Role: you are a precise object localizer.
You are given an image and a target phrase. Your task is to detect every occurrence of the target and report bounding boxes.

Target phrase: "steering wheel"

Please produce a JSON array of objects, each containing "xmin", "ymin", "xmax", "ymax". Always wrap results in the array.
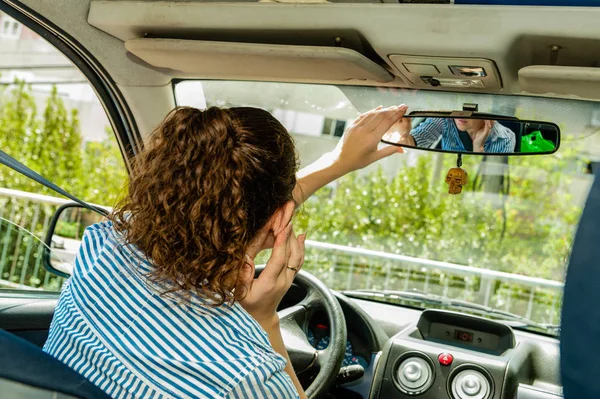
[{"xmin": 257, "ymin": 266, "xmax": 347, "ymax": 399}]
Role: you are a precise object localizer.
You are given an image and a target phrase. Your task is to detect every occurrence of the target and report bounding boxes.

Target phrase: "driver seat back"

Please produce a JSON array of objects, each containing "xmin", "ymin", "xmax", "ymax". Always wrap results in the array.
[
  {"xmin": 561, "ymin": 162, "xmax": 600, "ymax": 398},
  {"xmin": 0, "ymin": 329, "xmax": 110, "ymax": 398}
]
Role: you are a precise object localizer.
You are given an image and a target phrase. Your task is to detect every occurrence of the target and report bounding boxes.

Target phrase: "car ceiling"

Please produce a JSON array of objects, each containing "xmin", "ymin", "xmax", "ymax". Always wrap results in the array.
[{"xmin": 7, "ymin": 0, "xmax": 600, "ymax": 138}]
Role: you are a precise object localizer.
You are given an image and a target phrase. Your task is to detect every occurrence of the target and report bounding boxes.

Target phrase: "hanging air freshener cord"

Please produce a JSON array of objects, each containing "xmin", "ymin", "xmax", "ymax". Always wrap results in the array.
[{"xmin": 457, "ymin": 154, "xmax": 462, "ymax": 168}]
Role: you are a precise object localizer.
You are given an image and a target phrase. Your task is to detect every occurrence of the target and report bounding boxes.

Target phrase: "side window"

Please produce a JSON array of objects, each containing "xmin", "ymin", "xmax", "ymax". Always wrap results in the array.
[{"xmin": 0, "ymin": 12, "xmax": 127, "ymax": 292}]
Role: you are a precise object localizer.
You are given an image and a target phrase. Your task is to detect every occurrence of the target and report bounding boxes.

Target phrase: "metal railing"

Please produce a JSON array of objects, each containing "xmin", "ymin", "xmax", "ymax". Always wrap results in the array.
[
  {"xmin": 0, "ymin": 188, "xmax": 69, "ymax": 291},
  {"xmin": 300, "ymin": 240, "xmax": 563, "ymax": 325},
  {"xmin": 0, "ymin": 188, "xmax": 564, "ymax": 324}
]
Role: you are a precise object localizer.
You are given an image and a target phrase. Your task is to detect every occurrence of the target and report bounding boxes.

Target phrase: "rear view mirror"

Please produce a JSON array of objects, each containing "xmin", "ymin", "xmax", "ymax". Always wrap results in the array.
[
  {"xmin": 43, "ymin": 203, "xmax": 108, "ymax": 277},
  {"xmin": 381, "ymin": 112, "xmax": 560, "ymax": 156}
]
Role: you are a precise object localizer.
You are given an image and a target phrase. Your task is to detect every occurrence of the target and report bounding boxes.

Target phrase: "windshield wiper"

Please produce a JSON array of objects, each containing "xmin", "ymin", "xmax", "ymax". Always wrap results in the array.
[{"xmin": 342, "ymin": 289, "xmax": 560, "ymax": 335}]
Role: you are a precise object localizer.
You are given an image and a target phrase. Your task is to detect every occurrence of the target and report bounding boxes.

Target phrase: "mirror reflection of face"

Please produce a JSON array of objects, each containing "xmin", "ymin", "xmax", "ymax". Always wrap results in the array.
[{"xmin": 454, "ymin": 118, "xmax": 486, "ymax": 132}]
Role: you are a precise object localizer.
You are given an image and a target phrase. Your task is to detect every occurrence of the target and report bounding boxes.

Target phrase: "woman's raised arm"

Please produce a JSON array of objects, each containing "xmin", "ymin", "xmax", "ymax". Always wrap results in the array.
[{"xmin": 292, "ymin": 105, "xmax": 408, "ymax": 206}]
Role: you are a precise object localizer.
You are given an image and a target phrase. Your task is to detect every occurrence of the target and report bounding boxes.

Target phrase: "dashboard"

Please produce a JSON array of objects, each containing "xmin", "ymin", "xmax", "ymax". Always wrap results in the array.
[
  {"xmin": 358, "ymin": 300, "xmax": 563, "ymax": 399},
  {"xmin": 307, "ymin": 313, "xmax": 370, "ymax": 369},
  {"xmin": 280, "ymin": 284, "xmax": 563, "ymax": 399}
]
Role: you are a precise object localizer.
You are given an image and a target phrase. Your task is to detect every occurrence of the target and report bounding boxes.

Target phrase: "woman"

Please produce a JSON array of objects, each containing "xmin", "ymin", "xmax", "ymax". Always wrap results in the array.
[{"xmin": 43, "ymin": 104, "xmax": 407, "ymax": 398}]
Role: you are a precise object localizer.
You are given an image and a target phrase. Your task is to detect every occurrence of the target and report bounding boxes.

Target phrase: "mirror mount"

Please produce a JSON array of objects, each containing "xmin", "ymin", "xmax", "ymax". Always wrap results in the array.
[
  {"xmin": 408, "ymin": 110, "xmax": 521, "ymax": 122},
  {"xmin": 462, "ymin": 103, "xmax": 478, "ymax": 112}
]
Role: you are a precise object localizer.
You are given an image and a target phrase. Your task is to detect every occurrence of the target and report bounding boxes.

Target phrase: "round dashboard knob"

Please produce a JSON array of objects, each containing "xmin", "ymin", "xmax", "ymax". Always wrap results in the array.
[
  {"xmin": 462, "ymin": 376, "xmax": 481, "ymax": 395},
  {"xmin": 396, "ymin": 356, "xmax": 434, "ymax": 395},
  {"xmin": 451, "ymin": 369, "xmax": 491, "ymax": 399},
  {"xmin": 403, "ymin": 361, "xmax": 422, "ymax": 382}
]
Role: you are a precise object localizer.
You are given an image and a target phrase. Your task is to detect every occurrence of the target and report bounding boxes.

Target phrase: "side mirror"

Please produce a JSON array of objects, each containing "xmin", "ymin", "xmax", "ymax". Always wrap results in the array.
[{"xmin": 43, "ymin": 203, "xmax": 108, "ymax": 277}]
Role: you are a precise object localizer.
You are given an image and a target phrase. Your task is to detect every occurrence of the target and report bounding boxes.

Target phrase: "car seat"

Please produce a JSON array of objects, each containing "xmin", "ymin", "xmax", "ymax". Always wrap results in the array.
[
  {"xmin": 561, "ymin": 161, "xmax": 600, "ymax": 399},
  {"xmin": 0, "ymin": 328, "xmax": 109, "ymax": 398}
]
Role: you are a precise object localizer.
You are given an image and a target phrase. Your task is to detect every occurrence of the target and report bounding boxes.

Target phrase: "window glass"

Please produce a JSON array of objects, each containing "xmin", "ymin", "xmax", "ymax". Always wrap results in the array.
[
  {"xmin": 176, "ymin": 80, "xmax": 599, "ymax": 333},
  {"xmin": 0, "ymin": 11, "xmax": 127, "ymax": 292},
  {"xmin": 0, "ymin": 15, "xmax": 21, "ymax": 39}
]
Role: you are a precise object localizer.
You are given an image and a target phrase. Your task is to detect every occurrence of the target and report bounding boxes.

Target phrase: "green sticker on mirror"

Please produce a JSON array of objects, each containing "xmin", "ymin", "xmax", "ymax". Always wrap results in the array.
[{"xmin": 521, "ymin": 130, "xmax": 556, "ymax": 153}]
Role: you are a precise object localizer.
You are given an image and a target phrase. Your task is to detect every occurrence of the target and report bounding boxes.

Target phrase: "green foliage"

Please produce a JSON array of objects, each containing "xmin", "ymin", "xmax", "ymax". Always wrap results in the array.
[
  {"xmin": 0, "ymin": 82, "xmax": 127, "ymax": 204},
  {"xmin": 293, "ymin": 150, "xmax": 582, "ymax": 325},
  {"xmin": 0, "ymin": 80, "xmax": 127, "ymax": 290},
  {"xmin": 81, "ymin": 127, "xmax": 128, "ymax": 205},
  {"xmin": 295, "ymin": 152, "xmax": 581, "ymax": 279},
  {"xmin": 55, "ymin": 220, "xmax": 78, "ymax": 239}
]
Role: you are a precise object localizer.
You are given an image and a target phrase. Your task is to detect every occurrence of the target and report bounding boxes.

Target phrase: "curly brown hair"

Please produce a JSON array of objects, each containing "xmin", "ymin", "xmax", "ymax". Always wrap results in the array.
[{"xmin": 112, "ymin": 106, "xmax": 297, "ymax": 304}]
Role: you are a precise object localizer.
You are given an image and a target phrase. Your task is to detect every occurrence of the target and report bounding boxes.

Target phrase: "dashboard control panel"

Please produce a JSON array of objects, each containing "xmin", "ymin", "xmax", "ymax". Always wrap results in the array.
[
  {"xmin": 428, "ymin": 322, "xmax": 500, "ymax": 352},
  {"xmin": 417, "ymin": 309, "xmax": 515, "ymax": 355},
  {"xmin": 369, "ymin": 310, "xmax": 518, "ymax": 399}
]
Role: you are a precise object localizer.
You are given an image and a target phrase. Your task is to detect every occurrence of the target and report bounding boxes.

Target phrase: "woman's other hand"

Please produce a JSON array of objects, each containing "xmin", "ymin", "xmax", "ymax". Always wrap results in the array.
[
  {"xmin": 238, "ymin": 224, "xmax": 306, "ymax": 329},
  {"xmin": 331, "ymin": 105, "xmax": 409, "ymax": 173},
  {"xmin": 473, "ymin": 120, "xmax": 494, "ymax": 153}
]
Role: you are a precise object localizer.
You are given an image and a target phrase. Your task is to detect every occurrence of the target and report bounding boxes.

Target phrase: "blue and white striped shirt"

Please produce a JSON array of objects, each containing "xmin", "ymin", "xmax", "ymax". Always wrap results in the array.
[
  {"xmin": 411, "ymin": 118, "xmax": 516, "ymax": 153},
  {"xmin": 43, "ymin": 221, "xmax": 299, "ymax": 399}
]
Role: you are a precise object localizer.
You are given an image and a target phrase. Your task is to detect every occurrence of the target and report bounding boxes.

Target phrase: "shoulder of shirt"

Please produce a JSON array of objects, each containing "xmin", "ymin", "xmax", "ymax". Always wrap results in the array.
[
  {"xmin": 80, "ymin": 220, "xmax": 115, "ymax": 243},
  {"xmin": 491, "ymin": 123, "xmax": 516, "ymax": 140},
  {"xmin": 72, "ymin": 220, "xmax": 120, "ymax": 276}
]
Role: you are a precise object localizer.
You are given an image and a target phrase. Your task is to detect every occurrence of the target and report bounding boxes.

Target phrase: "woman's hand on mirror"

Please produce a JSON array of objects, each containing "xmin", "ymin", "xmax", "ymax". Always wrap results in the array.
[
  {"xmin": 331, "ymin": 105, "xmax": 408, "ymax": 173},
  {"xmin": 382, "ymin": 111, "xmax": 415, "ymax": 147},
  {"xmin": 293, "ymin": 106, "xmax": 408, "ymax": 207},
  {"xmin": 238, "ymin": 224, "xmax": 306, "ymax": 329},
  {"xmin": 473, "ymin": 120, "xmax": 494, "ymax": 152}
]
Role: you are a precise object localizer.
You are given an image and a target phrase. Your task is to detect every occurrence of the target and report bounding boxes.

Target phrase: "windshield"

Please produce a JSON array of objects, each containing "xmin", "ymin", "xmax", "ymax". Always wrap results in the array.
[{"xmin": 176, "ymin": 80, "xmax": 599, "ymax": 335}]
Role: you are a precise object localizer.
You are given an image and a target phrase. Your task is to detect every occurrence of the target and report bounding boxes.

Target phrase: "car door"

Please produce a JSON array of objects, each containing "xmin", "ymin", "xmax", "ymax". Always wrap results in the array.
[{"xmin": 0, "ymin": 2, "xmax": 134, "ymax": 346}]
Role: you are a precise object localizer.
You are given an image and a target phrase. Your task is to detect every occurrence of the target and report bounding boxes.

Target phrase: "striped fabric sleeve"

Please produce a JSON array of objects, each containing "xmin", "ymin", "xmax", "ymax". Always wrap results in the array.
[
  {"xmin": 410, "ymin": 118, "xmax": 445, "ymax": 148},
  {"xmin": 485, "ymin": 124, "xmax": 516, "ymax": 153},
  {"xmin": 227, "ymin": 362, "xmax": 300, "ymax": 399}
]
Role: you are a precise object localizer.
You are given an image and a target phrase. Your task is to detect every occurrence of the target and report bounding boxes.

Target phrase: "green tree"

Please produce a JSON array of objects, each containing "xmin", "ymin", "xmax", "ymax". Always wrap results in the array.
[
  {"xmin": 36, "ymin": 86, "xmax": 84, "ymax": 194},
  {"xmin": 81, "ymin": 127, "xmax": 128, "ymax": 206},
  {"xmin": 0, "ymin": 82, "xmax": 85, "ymax": 195},
  {"xmin": 0, "ymin": 79, "xmax": 39, "ymax": 191},
  {"xmin": 0, "ymin": 81, "xmax": 128, "ymax": 290},
  {"xmin": 293, "ymin": 151, "xmax": 582, "ymax": 324}
]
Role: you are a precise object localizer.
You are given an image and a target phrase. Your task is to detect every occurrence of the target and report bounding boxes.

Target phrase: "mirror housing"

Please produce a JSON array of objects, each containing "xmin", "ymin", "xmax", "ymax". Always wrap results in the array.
[
  {"xmin": 43, "ymin": 203, "xmax": 108, "ymax": 277},
  {"xmin": 381, "ymin": 111, "xmax": 560, "ymax": 156}
]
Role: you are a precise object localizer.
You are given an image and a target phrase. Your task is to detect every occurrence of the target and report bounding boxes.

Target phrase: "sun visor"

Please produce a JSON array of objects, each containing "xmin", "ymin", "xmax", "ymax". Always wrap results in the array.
[
  {"xmin": 519, "ymin": 66, "xmax": 600, "ymax": 100},
  {"xmin": 124, "ymin": 38, "xmax": 395, "ymax": 83}
]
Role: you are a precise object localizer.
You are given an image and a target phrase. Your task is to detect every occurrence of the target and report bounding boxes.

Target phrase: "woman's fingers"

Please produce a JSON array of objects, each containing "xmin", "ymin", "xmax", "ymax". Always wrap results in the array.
[
  {"xmin": 286, "ymin": 231, "xmax": 305, "ymax": 279},
  {"xmin": 373, "ymin": 143, "xmax": 404, "ymax": 162},
  {"xmin": 354, "ymin": 105, "xmax": 387, "ymax": 127},
  {"xmin": 262, "ymin": 223, "xmax": 291, "ymax": 281},
  {"xmin": 372, "ymin": 105, "xmax": 409, "ymax": 137},
  {"xmin": 298, "ymin": 234, "xmax": 306, "ymax": 271}
]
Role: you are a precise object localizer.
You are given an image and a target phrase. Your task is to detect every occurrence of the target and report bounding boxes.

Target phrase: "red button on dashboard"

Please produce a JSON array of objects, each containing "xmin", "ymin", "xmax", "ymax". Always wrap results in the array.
[{"xmin": 438, "ymin": 353, "xmax": 453, "ymax": 366}]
